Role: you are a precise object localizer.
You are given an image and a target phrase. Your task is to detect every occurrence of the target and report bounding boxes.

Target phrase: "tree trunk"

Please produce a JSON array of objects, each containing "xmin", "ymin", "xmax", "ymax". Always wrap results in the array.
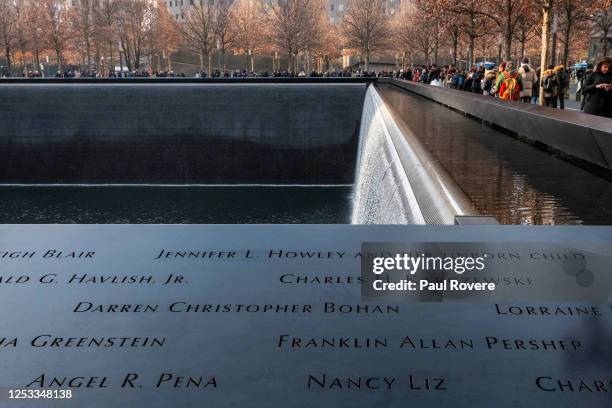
[
  {"xmin": 4, "ymin": 46, "xmax": 11, "ymax": 75},
  {"xmin": 56, "ymin": 50, "xmax": 62, "ymax": 72},
  {"xmin": 452, "ymin": 30, "xmax": 458, "ymax": 66},
  {"xmin": 604, "ymin": 29, "xmax": 610, "ymax": 57},
  {"xmin": 433, "ymin": 37, "xmax": 439, "ymax": 65},
  {"xmin": 94, "ymin": 43, "xmax": 100, "ymax": 71},
  {"xmin": 469, "ymin": 35, "xmax": 475, "ymax": 68},
  {"xmin": 109, "ymin": 40, "xmax": 114, "ymax": 73},
  {"xmin": 550, "ymin": 31, "xmax": 557, "ymax": 66},
  {"xmin": 86, "ymin": 40, "xmax": 92, "ymax": 68},
  {"xmin": 207, "ymin": 53, "xmax": 212, "ymax": 77},
  {"xmin": 119, "ymin": 49, "xmax": 124, "ymax": 73},
  {"xmin": 549, "ymin": 12, "xmax": 558, "ymax": 66},
  {"xmin": 125, "ymin": 56, "xmax": 131, "ymax": 72},
  {"xmin": 135, "ymin": 48, "xmax": 140, "ymax": 70},
  {"xmin": 539, "ymin": 0, "xmax": 553, "ymax": 105},
  {"xmin": 20, "ymin": 52, "xmax": 25, "ymax": 75},
  {"xmin": 504, "ymin": 20, "xmax": 512, "ymax": 61},
  {"xmin": 562, "ymin": 21, "xmax": 571, "ymax": 67},
  {"xmin": 364, "ymin": 52, "xmax": 369, "ymax": 72}
]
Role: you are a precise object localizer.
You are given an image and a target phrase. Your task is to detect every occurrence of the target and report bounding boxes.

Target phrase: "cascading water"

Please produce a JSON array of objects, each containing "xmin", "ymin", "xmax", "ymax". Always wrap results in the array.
[
  {"xmin": 351, "ymin": 85, "xmax": 476, "ymax": 225},
  {"xmin": 351, "ymin": 86, "xmax": 425, "ymax": 224}
]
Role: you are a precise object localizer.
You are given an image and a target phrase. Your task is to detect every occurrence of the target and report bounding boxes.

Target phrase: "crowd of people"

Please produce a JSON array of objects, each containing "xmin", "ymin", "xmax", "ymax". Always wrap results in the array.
[
  {"xmin": 5, "ymin": 57, "xmax": 611, "ymax": 118},
  {"xmin": 14, "ymin": 68, "xmax": 363, "ymax": 79},
  {"xmin": 393, "ymin": 57, "xmax": 612, "ymax": 118}
]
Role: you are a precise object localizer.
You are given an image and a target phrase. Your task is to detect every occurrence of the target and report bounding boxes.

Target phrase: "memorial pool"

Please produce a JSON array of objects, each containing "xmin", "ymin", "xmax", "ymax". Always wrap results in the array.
[
  {"xmin": 1, "ymin": 80, "xmax": 611, "ymax": 225},
  {"xmin": 0, "ymin": 186, "xmax": 353, "ymax": 223}
]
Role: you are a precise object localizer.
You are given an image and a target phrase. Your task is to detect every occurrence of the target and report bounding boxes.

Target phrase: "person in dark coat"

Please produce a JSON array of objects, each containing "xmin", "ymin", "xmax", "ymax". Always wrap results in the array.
[
  {"xmin": 582, "ymin": 57, "xmax": 612, "ymax": 118},
  {"xmin": 579, "ymin": 64, "xmax": 594, "ymax": 110}
]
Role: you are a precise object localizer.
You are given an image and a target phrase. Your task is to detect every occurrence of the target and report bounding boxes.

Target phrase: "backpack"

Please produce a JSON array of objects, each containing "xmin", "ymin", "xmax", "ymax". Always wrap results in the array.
[
  {"xmin": 451, "ymin": 74, "xmax": 459, "ymax": 87},
  {"xmin": 543, "ymin": 76, "xmax": 555, "ymax": 92},
  {"xmin": 481, "ymin": 78, "xmax": 487, "ymax": 91},
  {"xmin": 499, "ymin": 74, "xmax": 520, "ymax": 101},
  {"xmin": 471, "ymin": 73, "xmax": 481, "ymax": 90}
]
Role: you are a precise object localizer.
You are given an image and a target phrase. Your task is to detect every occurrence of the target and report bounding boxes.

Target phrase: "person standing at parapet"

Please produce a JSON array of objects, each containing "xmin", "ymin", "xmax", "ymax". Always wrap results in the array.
[
  {"xmin": 579, "ymin": 64, "xmax": 594, "ymax": 111},
  {"xmin": 554, "ymin": 65, "xmax": 570, "ymax": 110},
  {"xmin": 518, "ymin": 58, "xmax": 537, "ymax": 103},
  {"xmin": 482, "ymin": 68, "xmax": 497, "ymax": 96},
  {"xmin": 582, "ymin": 57, "xmax": 612, "ymax": 118},
  {"xmin": 541, "ymin": 65, "xmax": 559, "ymax": 108},
  {"xmin": 496, "ymin": 62, "xmax": 523, "ymax": 101}
]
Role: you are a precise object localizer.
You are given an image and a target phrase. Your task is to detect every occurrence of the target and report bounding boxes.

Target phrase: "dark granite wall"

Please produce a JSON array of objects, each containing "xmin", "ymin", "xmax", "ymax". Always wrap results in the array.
[
  {"xmin": 379, "ymin": 79, "xmax": 612, "ymax": 171},
  {"xmin": 0, "ymin": 83, "xmax": 367, "ymax": 183}
]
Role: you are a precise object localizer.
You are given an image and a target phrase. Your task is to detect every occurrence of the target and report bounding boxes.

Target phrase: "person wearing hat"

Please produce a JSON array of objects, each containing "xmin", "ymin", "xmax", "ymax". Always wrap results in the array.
[
  {"xmin": 541, "ymin": 65, "xmax": 559, "ymax": 108},
  {"xmin": 582, "ymin": 57, "xmax": 612, "ymax": 118}
]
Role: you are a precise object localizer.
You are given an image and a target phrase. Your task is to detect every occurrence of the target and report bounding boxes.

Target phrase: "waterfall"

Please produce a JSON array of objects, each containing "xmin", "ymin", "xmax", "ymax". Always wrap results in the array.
[{"xmin": 351, "ymin": 85, "xmax": 475, "ymax": 225}]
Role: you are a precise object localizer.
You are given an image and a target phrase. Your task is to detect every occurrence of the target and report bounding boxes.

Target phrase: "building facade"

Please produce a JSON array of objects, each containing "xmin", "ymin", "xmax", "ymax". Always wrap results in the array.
[
  {"xmin": 167, "ymin": 0, "xmax": 401, "ymax": 22},
  {"xmin": 588, "ymin": 34, "xmax": 612, "ymax": 62}
]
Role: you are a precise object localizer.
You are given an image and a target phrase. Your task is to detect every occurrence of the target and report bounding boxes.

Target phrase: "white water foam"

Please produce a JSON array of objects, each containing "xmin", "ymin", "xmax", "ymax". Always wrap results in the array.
[{"xmin": 351, "ymin": 87, "xmax": 425, "ymax": 224}]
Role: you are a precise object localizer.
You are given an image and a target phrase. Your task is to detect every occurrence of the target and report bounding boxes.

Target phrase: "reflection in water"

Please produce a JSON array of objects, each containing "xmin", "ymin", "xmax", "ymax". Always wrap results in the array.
[
  {"xmin": 0, "ymin": 186, "xmax": 353, "ymax": 223},
  {"xmin": 378, "ymin": 84, "xmax": 612, "ymax": 225}
]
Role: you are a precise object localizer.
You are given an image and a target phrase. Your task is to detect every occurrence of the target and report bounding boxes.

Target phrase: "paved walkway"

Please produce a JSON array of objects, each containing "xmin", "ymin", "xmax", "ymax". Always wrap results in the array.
[{"xmin": 564, "ymin": 82, "xmax": 581, "ymax": 111}]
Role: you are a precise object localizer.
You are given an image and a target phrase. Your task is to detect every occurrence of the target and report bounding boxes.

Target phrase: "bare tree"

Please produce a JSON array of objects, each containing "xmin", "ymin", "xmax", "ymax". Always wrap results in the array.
[
  {"xmin": 539, "ymin": 0, "xmax": 554, "ymax": 104},
  {"xmin": 342, "ymin": 0, "xmax": 390, "ymax": 71},
  {"xmin": 312, "ymin": 18, "xmax": 342, "ymax": 73},
  {"xmin": 95, "ymin": 0, "xmax": 119, "ymax": 72},
  {"xmin": 42, "ymin": 0, "xmax": 71, "ymax": 72},
  {"xmin": 116, "ymin": 0, "xmax": 151, "ymax": 70},
  {"xmin": 590, "ymin": 0, "xmax": 612, "ymax": 58},
  {"xmin": 25, "ymin": 0, "xmax": 46, "ymax": 72},
  {"xmin": 0, "ymin": 0, "xmax": 17, "ymax": 75},
  {"xmin": 447, "ymin": 0, "xmax": 492, "ymax": 67},
  {"xmin": 13, "ymin": 0, "xmax": 31, "ymax": 74},
  {"xmin": 392, "ymin": 4, "xmax": 414, "ymax": 66},
  {"xmin": 214, "ymin": 0, "xmax": 234, "ymax": 73},
  {"xmin": 148, "ymin": 0, "xmax": 180, "ymax": 72},
  {"xmin": 478, "ymin": 0, "xmax": 530, "ymax": 61},
  {"xmin": 70, "ymin": 0, "xmax": 97, "ymax": 68},
  {"xmin": 513, "ymin": 7, "xmax": 538, "ymax": 61},
  {"xmin": 231, "ymin": 0, "xmax": 265, "ymax": 71},
  {"xmin": 182, "ymin": 0, "xmax": 216, "ymax": 73},
  {"xmin": 263, "ymin": 0, "xmax": 326, "ymax": 73},
  {"xmin": 558, "ymin": 0, "xmax": 590, "ymax": 66},
  {"xmin": 394, "ymin": 3, "xmax": 434, "ymax": 65}
]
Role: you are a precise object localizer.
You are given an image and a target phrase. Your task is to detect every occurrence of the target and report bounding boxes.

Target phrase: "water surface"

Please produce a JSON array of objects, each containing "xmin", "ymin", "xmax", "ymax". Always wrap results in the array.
[
  {"xmin": 0, "ymin": 186, "xmax": 353, "ymax": 223},
  {"xmin": 378, "ymin": 84, "xmax": 612, "ymax": 225}
]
